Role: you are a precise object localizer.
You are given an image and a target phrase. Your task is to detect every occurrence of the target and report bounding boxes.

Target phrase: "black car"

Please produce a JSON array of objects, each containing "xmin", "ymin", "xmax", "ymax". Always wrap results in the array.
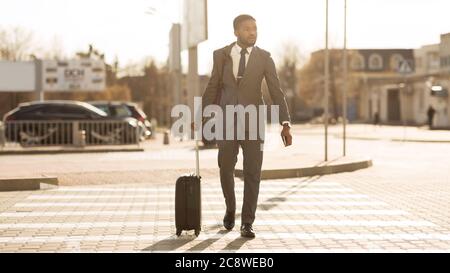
[
  {"xmin": 3, "ymin": 100, "xmax": 139, "ymax": 146},
  {"xmin": 89, "ymin": 101, "xmax": 152, "ymax": 140}
]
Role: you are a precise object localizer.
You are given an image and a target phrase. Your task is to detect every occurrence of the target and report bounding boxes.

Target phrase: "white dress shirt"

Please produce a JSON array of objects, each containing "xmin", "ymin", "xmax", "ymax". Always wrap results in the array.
[
  {"xmin": 231, "ymin": 43, "xmax": 253, "ymax": 80},
  {"xmin": 231, "ymin": 41, "xmax": 290, "ymax": 127}
]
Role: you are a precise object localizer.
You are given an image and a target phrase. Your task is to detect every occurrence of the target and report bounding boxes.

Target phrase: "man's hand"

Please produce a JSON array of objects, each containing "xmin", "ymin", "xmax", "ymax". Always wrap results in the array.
[
  {"xmin": 191, "ymin": 121, "xmax": 202, "ymax": 131},
  {"xmin": 281, "ymin": 124, "xmax": 292, "ymax": 146}
]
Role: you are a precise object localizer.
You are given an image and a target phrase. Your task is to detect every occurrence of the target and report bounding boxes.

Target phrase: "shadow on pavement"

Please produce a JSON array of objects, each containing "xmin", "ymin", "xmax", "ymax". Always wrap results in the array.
[
  {"xmin": 220, "ymin": 236, "xmax": 253, "ymax": 252},
  {"xmin": 185, "ymin": 230, "xmax": 230, "ymax": 252},
  {"xmin": 259, "ymin": 175, "xmax": 324, "ymax": 211},
  {"xmin": 314, "ymin": 157, "xmax": 342, "ymax": 167},
  {"xmin": 142, "ymin": 235, "xmax": 195, "ymax": 252},
  {"xmin": 143, "ymin": 175, "xmax": 324, "ymax": 252}
]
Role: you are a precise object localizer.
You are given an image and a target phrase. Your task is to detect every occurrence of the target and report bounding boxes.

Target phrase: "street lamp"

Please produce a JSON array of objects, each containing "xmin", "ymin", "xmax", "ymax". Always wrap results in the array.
[
  {"xmin": 342, "ymin": 0, "xmax": 348, "ymax": 157},
  {"xmin": 324, "ymin": 0, "xmax": 329, "ymax": 162}
]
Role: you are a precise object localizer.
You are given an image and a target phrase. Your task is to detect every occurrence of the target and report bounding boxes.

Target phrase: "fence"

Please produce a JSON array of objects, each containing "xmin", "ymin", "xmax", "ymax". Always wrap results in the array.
[{"xmin": 0, "ymin": 120, "xmax": 140, "ymax": 148}]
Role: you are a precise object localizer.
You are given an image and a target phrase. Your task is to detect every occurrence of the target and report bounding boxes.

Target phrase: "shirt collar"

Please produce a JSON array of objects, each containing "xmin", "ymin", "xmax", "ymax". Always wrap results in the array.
[{"xmin": 233, "ymin": 42, "xmax": 253, "ymax": 55}]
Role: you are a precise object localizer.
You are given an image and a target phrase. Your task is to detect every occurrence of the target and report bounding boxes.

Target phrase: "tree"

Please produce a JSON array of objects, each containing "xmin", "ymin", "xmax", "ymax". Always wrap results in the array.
[
  {"xmin": 40, "ymin": 35, "xmax": 67, "ymax": 60},
  {"xmin": 299, "ymin": 49, "xmax": 341, "ymax": 120},
  {"xmin": 0, "ymin": 26, "xmax": 35, "ymax": 61},
  {"xmin": 299, "ymin": 49, "xmax": 361, "ymax": 121},
  {"xmin": 275, "ymin": 43, "xmax": 308, "ymax": 121}
]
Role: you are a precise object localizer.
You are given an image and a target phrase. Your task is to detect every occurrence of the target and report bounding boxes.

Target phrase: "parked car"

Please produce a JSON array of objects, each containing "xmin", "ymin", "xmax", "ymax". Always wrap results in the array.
[
  {"xmin": 88, "ymin": 101, "xmax": 152, "ymax": 140},
  {"xmin": 3, "ymin": 100, "xmax": 139, "ymax": 146}
]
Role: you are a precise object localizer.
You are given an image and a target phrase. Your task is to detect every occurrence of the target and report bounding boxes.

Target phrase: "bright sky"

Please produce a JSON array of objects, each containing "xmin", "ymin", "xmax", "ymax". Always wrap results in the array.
[{"xmin": 1, "ymin": 0, "xmax": 450, "ymax": 75}]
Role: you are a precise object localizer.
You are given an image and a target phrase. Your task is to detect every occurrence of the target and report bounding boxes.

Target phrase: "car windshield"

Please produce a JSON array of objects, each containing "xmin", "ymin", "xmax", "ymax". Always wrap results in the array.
[
  {"xmin": 115, "ymin": 105, "xmax": 132, "ymax": 117},
  {"xmin": 93, "ymin": 104, "xmax": 111, "ymax": 115},
  {"xmin": 81, "ymin": 103, "xmax": 108, "ymax": 117}
]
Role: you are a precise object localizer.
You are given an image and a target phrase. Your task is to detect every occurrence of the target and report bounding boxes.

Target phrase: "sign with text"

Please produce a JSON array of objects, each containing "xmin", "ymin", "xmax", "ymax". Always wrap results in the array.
[{"xmin": 42, "ymin": 59, "xmax": 106, "ymax": 92}]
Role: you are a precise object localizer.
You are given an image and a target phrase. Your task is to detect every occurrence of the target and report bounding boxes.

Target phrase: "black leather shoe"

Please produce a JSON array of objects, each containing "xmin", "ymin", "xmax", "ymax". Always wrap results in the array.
[
  {"xmin": 240, "ymin": 223, "xmax": 255, "ymax": 238},
  {"xmin": 223, "ymin": 211, "xmax": 235, "ymax": 231}
]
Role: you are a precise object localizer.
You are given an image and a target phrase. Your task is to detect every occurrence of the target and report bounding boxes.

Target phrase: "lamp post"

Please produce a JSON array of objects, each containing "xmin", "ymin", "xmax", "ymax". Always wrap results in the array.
[
  {"xmin": 324, "ymin": 0, "xmax": 329, "ymax": 161},
  {"xmin": 342, "ymin": 0, "xmax": 348, "ymax": 156}
]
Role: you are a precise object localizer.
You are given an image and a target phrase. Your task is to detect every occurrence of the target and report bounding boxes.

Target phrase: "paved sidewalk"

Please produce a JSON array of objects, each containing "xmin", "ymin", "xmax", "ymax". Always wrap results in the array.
[
  {"xmin": 0, "ymin": 128, "xmax": 371, "ymax": 186},
  {"xmin": 0, "ymin": 134, "xmax": 449, "ymax": 252},
  {"xmin": 296, "ymin": 124, "xmax": 450, "ymax": 143},
  {"xmin": 0, "ymin": 176, "xmax": 449, "ymax": 253}
]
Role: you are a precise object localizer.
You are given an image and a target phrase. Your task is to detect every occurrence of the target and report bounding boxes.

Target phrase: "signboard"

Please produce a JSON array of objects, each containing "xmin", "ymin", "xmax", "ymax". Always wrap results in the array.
[
  {"xmin": 42, "ymin": 59, "xmax": 106, "ymax": 92},
  {"xmin": 182, "ymin": 0, "xmax": 208, "ymax": 49},
  {"xmin": 0, "ymin": 61, "xmax": 36, "ymax": 92}
]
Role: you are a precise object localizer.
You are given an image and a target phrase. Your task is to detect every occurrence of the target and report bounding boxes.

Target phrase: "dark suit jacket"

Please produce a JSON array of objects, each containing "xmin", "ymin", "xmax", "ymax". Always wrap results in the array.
[{"xmin": 201, "ymin": 42, "xmax": 291, "ymax": 137}]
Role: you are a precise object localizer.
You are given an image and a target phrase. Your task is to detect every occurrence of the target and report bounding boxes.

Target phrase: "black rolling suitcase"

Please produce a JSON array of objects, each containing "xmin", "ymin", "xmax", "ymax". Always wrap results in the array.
[{"xmin": 175, "ymin": 140, "xmax": 201, "ymax": 237}]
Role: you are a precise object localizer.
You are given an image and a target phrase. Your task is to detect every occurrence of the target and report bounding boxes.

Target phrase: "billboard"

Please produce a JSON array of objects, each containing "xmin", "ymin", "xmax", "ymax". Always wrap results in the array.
[
  {"xmin": 0, "ymin": 61, "xmax": 36, "ymax": 92},
  {"xmin": 182, "ymin": 0, "xmax": 208, "ymax": 49},
  {"xmin": 42, "ymin": 59, "xmax": 106, "ymax": 92}
]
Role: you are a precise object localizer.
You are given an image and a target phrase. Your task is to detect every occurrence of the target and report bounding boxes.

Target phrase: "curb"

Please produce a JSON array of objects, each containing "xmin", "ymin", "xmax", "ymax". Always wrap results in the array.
[
  {"xmin": 333, "ymin": 135, "xmax": 450, "ymax": 143},
  {"xmin": 0, "ymin": 148, "xmax": 144, "ymax": 155},
  {"xmin": 390, "ymin": 138, "xmax": 450, "ymax": 143},
  {"xmin": 235, "ymin": 159, "xmax": 372, "ymax": 180},
  {"xmin": 0, "ymin": 177, "xmax": 59, "ymax": 192}
]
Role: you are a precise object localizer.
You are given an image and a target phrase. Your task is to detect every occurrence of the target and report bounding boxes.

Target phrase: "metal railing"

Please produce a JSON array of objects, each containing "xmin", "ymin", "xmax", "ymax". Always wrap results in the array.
[{"xmin": 0, "ymin": 120, "xmax": 140, "ymax": 148}]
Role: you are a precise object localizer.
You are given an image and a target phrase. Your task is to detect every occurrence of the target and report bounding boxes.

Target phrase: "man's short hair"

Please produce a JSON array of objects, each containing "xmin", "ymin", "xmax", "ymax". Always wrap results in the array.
[{"xmin": 233, "ymin": 14, "xmax": 256, "ymax": 30}]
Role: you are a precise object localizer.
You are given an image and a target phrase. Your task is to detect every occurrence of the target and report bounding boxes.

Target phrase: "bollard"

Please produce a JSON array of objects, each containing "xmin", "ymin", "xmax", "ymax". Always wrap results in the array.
[
  {"xmin": 163, "ymin": 130, "xmax": 170, "ymax": 145},
  {"xmin": 78, "ymin": 130, "xmax": 86, "ymax": 147},
  {"xmin": 72, "ymin": 121, "xmax": 79, "ymax": 146},
  {"xmin": 150, "ymin": 118, "xmax": 157, "ymax": 139},
  {"xmin": 0, "ymin": 122, "xmax": 5, "ymax": 148}
]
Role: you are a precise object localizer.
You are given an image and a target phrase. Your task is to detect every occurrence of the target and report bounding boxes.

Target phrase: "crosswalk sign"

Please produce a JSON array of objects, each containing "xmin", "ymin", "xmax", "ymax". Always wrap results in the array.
[{"xmin": 398, "ymin": 60, "xmax": 413, "ymax": 75}]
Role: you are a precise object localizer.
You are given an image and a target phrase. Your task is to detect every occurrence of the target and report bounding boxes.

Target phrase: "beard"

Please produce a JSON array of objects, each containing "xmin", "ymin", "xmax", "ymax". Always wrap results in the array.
[{"xmin": 239, "ymin": 38, "xmax": 256, "ymax": 47}]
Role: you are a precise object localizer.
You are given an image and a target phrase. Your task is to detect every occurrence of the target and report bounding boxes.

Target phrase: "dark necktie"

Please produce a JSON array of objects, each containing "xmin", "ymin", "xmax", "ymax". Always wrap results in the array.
[{"xmin": 237, "ymin": 48, "xmax": 248, "ymax": 84}]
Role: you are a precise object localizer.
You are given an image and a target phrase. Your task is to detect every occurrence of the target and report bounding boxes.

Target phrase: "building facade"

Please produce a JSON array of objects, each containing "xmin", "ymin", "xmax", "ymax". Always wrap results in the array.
[{"xmin": 303, "ymin": 34, "xmax": 450, "ymax": 128}]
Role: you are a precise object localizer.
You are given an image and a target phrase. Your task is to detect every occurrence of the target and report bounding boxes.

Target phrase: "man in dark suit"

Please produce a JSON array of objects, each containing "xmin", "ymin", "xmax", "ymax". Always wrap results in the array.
[{"xmin": 201, "ymin": 14, "xmax": 292, "ymax": 238}]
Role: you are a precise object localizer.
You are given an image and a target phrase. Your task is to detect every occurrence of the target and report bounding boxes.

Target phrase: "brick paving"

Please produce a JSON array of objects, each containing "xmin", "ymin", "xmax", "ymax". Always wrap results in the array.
[
  {"xmin": 0, "ymin": 171, "xmax": 449, "ymax": 253},
  {"xmin": 0, "ymin": 125, "xmax": 449, "ymax": 252}
]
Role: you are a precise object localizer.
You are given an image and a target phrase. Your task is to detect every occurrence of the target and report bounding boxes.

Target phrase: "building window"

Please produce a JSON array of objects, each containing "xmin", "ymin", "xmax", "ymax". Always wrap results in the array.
[
  {"xmin": 369, "ymin": 54, "xmax": 383, "ymax": 70},
  {"xmin": 442, "ymin": 56, "xmax": 450, "ymax": 67},
  {"xmin": 390, "ymin": 54, "xmax": 404, "ymax": 71},
  {"xmin": 351, "ymin": 53, "xmax": 365, "ymax": 70}
]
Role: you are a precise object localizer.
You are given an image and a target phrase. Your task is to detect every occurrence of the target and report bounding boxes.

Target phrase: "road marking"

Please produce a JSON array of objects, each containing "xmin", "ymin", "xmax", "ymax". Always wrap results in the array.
[
  {"xmin": 0, "ymin": 219, "xmax": 435, "ymax": 229},
  {"xmin": 13, "ymin": 201, "xmax": 387, "ymax": 207},
  {"xmin": 48, "ymin": 184, "xmax": 354, "ymax": 194},
  {"xmin": 0, "ymin": 232, "xmax": 447, "ymax": 244},
  {"xmin": 45, "ymin": 188, "xmax": 355, "ymax": 193},
  {"xmin": 26, "ymin": 194, "xmax": 371, "ymax": 200},
  {"xmin": 0, "ymin": 209, "xmax": 410, "ymax": 218}
]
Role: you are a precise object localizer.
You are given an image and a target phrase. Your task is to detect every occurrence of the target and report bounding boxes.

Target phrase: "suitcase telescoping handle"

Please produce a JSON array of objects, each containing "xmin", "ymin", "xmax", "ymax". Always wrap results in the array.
[{"xmin": 195, "ymin": 139, "xmax": 200, "ymax": 177}]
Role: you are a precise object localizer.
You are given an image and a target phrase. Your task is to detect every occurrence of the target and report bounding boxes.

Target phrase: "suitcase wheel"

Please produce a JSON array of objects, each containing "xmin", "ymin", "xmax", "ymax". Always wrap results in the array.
[
  {"xmin": 194, "ymin": 229, "xmax": 200, "ymax": 237},
  {"xmin": 176, "ymin": 229, "xmax": 182, "ymax": 237}
]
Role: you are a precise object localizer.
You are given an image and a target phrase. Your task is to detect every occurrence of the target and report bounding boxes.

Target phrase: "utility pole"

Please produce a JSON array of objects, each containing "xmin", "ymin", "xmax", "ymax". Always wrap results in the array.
[
  {"xmin": 324, "ymin": 0, "xmax": 329, "ymax": 161},
  {"xmin": 343, "ymin": 0, "xmax": 348, "ymax": 156}
]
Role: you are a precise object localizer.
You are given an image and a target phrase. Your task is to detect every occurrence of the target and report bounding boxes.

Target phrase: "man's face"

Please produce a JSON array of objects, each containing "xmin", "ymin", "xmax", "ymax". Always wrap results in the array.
[{"xmin": 234, "ymin": 19, "xmax": 257, "ymax": 47}]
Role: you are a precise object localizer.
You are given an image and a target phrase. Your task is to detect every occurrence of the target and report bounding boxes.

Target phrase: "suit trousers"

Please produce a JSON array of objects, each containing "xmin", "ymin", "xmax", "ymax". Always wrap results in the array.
[{"xmin": 217, "ymin": 134, "xmax": 264, "ymax": 225}]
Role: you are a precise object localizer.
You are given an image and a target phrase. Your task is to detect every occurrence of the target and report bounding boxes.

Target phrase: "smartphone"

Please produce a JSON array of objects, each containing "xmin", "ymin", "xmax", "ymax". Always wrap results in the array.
[{"xmin": 281, "ymin": 135, "xmax": 288, "ymax": 146}]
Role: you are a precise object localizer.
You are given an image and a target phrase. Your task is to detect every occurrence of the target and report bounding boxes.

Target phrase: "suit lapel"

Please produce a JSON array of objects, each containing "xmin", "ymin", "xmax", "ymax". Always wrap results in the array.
[{"xmin": 223, "ymin": 42, "xmax": 237, "ymax": 86}]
